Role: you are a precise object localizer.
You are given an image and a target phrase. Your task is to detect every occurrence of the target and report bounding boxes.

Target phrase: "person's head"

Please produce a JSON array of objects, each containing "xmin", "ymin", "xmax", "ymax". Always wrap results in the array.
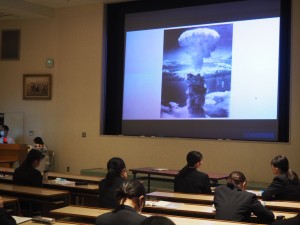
[
  {"xmin": 271, "ymin": 155, "xmax": 289, "ymax": 175},
  {"xmin": 106, "ymin": 157, "xmax": 127, "ymax": 183},
  {"xmin": 115, "ymin": 179, "xmax": 146, "ymax": 213},
  {"xmin": 22, "ymin": 149, "xmax": 45, "ymax": 168},
  {"xmin": 186, "ymin": 151, "xmax": 203, "ymax": 168},
  {"xmin": 227, "ymin": 171, "xmax": 247, "ymax": 191},
  {"xmin": 33, "ymin": 137, "xmax": 44, "ymax": 145},
  {"xmin": 141, "ymin": 216, "xmax": 176, "ymax": 225},
  {"xmin": 270, "ymin": 155, "xmax": 298, "ymax": 183},
  {"xmin": 0, "ymin": 125, "xmax": 9, "ymax": 137}
]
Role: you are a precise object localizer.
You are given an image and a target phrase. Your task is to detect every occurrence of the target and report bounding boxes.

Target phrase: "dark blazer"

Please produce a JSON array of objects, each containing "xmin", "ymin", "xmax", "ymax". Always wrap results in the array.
[
  {"xmin": 262, "ymin": 174, "xmax": 300, "ymax": 201},
  {"xmin": 12, "ymin": 165, "xmax": 43, "ymax": 187},
  {"xmin": 99, "ymin": 177, "xmax": 124, "ymax": 208},
  {"xmin": 95, "ymin": 205, "xmax": 146, "ymax": 225},
  {"xmin": 271, "ymin": 214, "xmax": 300, "ymax": 225},
  {"xmin": 174, "ymin": 168, "xmax": 212, "ymax": 194},
  {"xmin": 0, "ymin": 208, "xmax": 17, "ymax": 225},
  {"xmin": 214, "ymin": 184, "xmax": 274, "ymax": 224}
]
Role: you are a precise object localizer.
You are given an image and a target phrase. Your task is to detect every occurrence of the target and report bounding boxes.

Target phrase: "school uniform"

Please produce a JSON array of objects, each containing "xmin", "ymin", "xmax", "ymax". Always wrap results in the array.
[
  {"xmin": 99, "ymin": 177, "xmax": 124, "ymax": 208},
  {"xmin": 214, "ymin": 184, "xmax": 274, "ymax": 224},
  {"xmin": 271, "ymin": 214, "xmax": 300, "ymax": 225},
  {"xmin": 95, "ymin": 205, "xmax": 146, "ymax": 225},
  {"xmin": 174, "ymin": 168, "xmax": 212, "ymax": 194},
  {"xmin": 262, "ymin": 174, "xmax": 300, "ymax": 201},
  {"xmin": 13, "ymin": 165, "xmax": 43, "ymax": 187},
  {"xmin": 0, "ymin": 208, "xmax": 17, "ymax": 225}
]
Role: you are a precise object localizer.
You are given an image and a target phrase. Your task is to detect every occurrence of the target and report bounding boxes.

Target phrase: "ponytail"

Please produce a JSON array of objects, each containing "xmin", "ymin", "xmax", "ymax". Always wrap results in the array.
[{"xmin": 287, "ymin": 169, "xmax": 299, "ymax": 184}]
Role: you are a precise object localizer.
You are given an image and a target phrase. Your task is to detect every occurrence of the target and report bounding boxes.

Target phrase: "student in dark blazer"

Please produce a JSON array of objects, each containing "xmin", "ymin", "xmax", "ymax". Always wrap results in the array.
[
  {"xmin": 95, "ymin": 179, "xmax": 147, "ymax": 225},
  {"xmin": 214, "ymin": 171, "xmax": 274, "ymax": 224},
  {"xmin": 262, "ymin": 155, "xmax": 300, "ymax": 201},
  {"xmin": 174, "ymin": 150, "xmax": 211, "ymax": 194},
  {"xmin": 141, "ymin": 216, "xmax": 176, "ymax": 225},
  {"xmin": 271, "ymin": 213, "xmax": 300, "ymax": 225},
  {"xmin": 0, "ymin": 196, "xmax": 17, "ymax": 225},
  {"xmin": 13, "ymin": 149, "xmax": 44, "ymax": 187},
  {"xmin": 99, "ymin": 157, "xmax": 127, "ymax": 208}
]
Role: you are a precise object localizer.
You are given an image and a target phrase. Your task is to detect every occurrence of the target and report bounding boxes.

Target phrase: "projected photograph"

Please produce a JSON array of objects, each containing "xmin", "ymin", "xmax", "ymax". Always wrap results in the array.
[{"xmin": 161, "ymin": 24, "xmax": 233, "ymax": 118}]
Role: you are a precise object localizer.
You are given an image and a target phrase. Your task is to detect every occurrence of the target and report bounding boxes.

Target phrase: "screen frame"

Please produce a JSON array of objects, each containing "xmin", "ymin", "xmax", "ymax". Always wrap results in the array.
[{"xmin": 102, "ymin": 0, "xmax": 291, "ymax": 142}]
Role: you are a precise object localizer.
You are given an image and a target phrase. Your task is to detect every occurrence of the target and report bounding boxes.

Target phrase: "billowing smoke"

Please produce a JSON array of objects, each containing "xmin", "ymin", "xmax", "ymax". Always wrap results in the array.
[{"xmin": 178, "ymin": 28, "xmax": 220, "ymax": 70}]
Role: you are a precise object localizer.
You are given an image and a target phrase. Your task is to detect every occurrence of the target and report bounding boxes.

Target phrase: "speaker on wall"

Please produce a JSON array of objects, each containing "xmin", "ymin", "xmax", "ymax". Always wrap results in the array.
[{"xmin": 1, "ymin": 29, "xmax": 20, "ymax": 60}]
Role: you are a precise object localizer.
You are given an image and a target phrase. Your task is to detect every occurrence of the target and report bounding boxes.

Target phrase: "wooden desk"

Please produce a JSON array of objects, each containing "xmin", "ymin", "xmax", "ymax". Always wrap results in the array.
[
  {"xmin": 0, "ymin": 175, "xmax": 99, "ymax": 206},
  {"xmin": 0, "ymin": 167, "xmax": 103, "ymax": 184},
  {"xmin": 0, "ymin": 183, "xmax": 70, "ymax": 216},
  {"xmin": 48, "ymin": 172, "xmax": 103, "ymax": 184},
  {"xmin": 144, "ymin": 201, "xmax": 297, "ymax": 220},
  {"xmin": 50, "ymin": 205, "xmax": 283, "ymax": 225},
  {"xmin": 147, "ymin": 191, "xmax": 300, "ymax": 212},
  {"xmin": 44, "ymin": 180, "xmax": 99, "ymax": 206},
  {"xmin": 130, "ymin": 167, "xmax": 228, "ymax": 192},
  {"xmin": 2, "ymin": 196, "xmax": 20, "ymax": 215},
  {"xmin": 22, "ymin": 221, "xmax": 87, "ymax": 225}
]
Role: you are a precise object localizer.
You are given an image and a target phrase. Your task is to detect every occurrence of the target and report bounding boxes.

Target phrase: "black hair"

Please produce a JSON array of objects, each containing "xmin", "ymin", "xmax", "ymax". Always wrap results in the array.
[
  {"xmin": 115, "ymin": 179, "xmax": 146, "ymax": 203},
  {"xmin": 141, "ymin": 216, "xmax": 176, "ymax": 225},
  {"xmin": 33, "ymin": 137, "xmax": 44, "ymax": 145},
  {"xmin": 226, "ymin": 171, "xmax": 246, "ymax": 189},
  {"xmin": 271, "ymin": 155, "xmax": 299, "ymax": 184},
  {"xmin": 2, "ymin": 125, "xmax": 9, "ymax": 131},
  {"xmin": 21, "ymin": 149, "xmax": 44, "ymax": 168},
  {"xmin": 178, "ymin": 151, "xmax": 202, "ymax": 176},
  {"xmin": 106, "ymin": 157, "xmax": 126, "ymax": 185}
]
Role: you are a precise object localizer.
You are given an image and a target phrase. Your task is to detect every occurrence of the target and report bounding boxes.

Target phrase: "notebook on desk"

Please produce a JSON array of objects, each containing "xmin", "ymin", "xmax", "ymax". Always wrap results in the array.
[{"xmin": 12, "ymin": 216, "xmax": 31, "ymax": 224}]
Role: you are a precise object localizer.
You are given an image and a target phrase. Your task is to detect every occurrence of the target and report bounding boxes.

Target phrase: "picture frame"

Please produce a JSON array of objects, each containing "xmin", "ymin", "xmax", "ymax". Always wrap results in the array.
[{"xmin": 23, "ymin": 74, "xmax": 52, "ymax": 100}]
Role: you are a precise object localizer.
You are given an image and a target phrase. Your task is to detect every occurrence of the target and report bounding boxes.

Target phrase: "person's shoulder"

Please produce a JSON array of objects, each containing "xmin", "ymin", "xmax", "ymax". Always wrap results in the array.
[
  {"xmin": 194, "ymin": 170, "xmax": 209, "ymax": 178},
  {"xmin": 95, "ymin": 211, "xmax": 113, "ymax": 223}
]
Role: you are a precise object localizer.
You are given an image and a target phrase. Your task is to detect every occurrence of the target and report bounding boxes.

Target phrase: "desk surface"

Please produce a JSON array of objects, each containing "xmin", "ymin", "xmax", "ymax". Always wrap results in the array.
[
  {"xmin": 0, "ymin": 175, "xmax": 99, "ymax": 193},
  {"xmin": 147, "ymin": 191, "xmax": 300, "ymax": 212},
  {"xmin": 2, "ymin": 196, "xmax": 18, "ymax": 204},
  {"xmin": 22, "ymin": 221, "xmax": 84, "ymax": 225},
  {"xmin": 50, "ymin": 206, "xmax": 266, "ymax": 225},
  {"xmin": 130, "ymin": 167, "xmax": 228, "ymax": 180},
  {"xmin": 48, "ymin": 172, "xmax": 102, "ymax": 183},
  {"xmin": 0, "ymin": 183, "xmax": 69, "ymax": 197},
  {"xmin": 144, "ymin": 201, "xmax": 297, "ymax": 219},
  {"xmin": 0, "ymin": 167, "xmax": 103, "ymax": 183}
]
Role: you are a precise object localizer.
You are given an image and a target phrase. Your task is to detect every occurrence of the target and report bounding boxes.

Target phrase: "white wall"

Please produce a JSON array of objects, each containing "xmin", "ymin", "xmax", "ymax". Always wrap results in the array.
[{"xmin": 0, "ymin": 1, "xmax": 299, "ymax": 183}]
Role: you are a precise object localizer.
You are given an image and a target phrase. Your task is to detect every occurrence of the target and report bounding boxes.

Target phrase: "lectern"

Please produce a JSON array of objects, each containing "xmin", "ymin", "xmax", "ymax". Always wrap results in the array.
[{"xmin": 0, "ymin": 144, "xmax": 28, "ymax": 167}]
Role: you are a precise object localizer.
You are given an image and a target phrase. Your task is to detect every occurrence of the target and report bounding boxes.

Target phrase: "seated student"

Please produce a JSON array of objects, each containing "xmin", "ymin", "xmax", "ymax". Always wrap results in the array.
[
  {"xmin": 262, "ymin": 155, "xmax": 300, "ymax": 201},
  {"xmin": 0, "ymin": 125, "xmax": 15, "ymax": 144},
  {"xmin": 95, "ymin": 179, "xmax": 147, "ymax": 225},
  {"xmin": 174, "ymin": 150, "xmax": 211, "ymax": 194},
  {"xmin": 13, "ymin": 149, "xmax": 44, "ymax": 187},
  {"xmin": 141, "ymin": 216, "xmax": 176, "ymax": 225},
  {"xmin": 0, "ymin": 196, "xmax": 17, "ymax": 225},
  {"xmin": 271, "ymin": 213, "xmax": 300, "ymax": 225},
  {"xmin": 214, "ymin": 171, "xmax": 274, "ymax": 224},
  {"xmin": 32, "ymin": 137, "xmax": 50, "ymax": 173},
  {"xmin": 99, "ymin": 157, "xmax": 127, "ymax": 208}
]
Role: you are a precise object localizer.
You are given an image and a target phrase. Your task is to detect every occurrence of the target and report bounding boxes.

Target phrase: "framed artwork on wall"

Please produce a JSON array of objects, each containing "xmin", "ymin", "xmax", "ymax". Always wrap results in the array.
[{"xmin": 23, "ymin": 74, "xmax": 52, "ymax": 100}]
